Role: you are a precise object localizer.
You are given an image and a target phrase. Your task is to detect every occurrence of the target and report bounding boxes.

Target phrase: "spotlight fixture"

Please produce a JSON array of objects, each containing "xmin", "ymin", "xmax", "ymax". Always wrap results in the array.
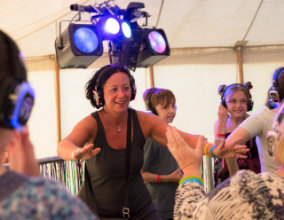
[
  {"xmin": 136, "ymin": 28, "xmax": 170, "ymax": 68},
  {"xmin": 55, "ymin": 23, "xmax": 103, "ymax": 68},
  {"xmin": 55, "ymin": 1, "xmax": 170, "ymax": 70},
  {"xmin": 96, "ymin": 16, "xmax": 132, "ymax": 41}
]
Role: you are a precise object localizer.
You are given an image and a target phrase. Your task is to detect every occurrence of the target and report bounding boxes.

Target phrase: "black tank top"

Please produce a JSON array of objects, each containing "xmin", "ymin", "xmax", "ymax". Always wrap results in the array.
[{"xmin": 83, "ymin": 108, "xmax": 155, "ymax": 218}]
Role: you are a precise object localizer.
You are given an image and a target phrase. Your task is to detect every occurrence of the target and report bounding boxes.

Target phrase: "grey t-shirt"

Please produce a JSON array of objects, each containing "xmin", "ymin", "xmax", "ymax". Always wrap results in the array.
[
  {"xmin": 143, "ymin": 138, "xmax": 179, "ymax": 219},
  {"xmin": 239, "ymin": 105, "xmax": 278, "ymax": 172}
]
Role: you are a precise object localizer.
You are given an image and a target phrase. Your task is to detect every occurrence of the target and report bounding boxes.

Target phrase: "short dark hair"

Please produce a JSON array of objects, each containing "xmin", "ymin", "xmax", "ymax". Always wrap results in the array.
[
  {"xmin": 143, "ymin": 87, "xmax": 176, "ymax": 115},
  {"xmin": 85, "ymin": 64, "xmax": 136, "ymax": 109}
]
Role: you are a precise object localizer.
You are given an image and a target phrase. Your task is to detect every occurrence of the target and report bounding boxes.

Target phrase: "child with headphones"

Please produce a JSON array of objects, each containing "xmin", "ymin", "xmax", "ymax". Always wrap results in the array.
[
  {"xmin": 214, "ymin": 82, "xmax": 261, "ymax": 184},
  {"xmin": 0, "ymin": 30, "xmax": 96, "ymax": 219},
  {"xmin": 225, "ymin": 67, "xmax": 284, "ymax": 177},
  {"xmin": 164, "ymin": 103, "xmax": 284, "ymax": 219},
  {"xmin": 141, "ymin": 87, "xmax": 181, "ymax": 220}
]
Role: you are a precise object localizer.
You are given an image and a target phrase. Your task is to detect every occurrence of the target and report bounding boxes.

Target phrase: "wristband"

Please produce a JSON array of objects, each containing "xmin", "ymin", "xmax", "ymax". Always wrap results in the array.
[
  {"xmin": 216, "ymin": 133, "xmax": 226, "ymax": 138},
  {"xmin": 204, "ymin": 143, "xmax": 212, "ymax": 157},
  {"xmin": 179, "ymin": 176, "xmax": 204, "ymax": 186},
  {"xmin": 210, "ymin": 145, "xmax": 218, "ymax": 159},
  {"xmin": 157, "ymin": 175, "xmax": 161, "ymax": 183}
]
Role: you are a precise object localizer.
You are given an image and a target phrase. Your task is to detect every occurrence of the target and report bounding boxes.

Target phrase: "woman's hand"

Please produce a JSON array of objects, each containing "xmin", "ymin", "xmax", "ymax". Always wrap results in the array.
[
  {"xmin": 213, "ymin": 138, "xmax": 250, "ymax": 159},
  {"xmin": 8, "ymin": 127, "xmax": 39, "ymax": 176},
  {"xmin": 166, "ymin": 126, "xmax": 203, "ymax": 176},
  {"xmin": 72, "ymin": 143, "xmax": 101, "ymax": 160}
]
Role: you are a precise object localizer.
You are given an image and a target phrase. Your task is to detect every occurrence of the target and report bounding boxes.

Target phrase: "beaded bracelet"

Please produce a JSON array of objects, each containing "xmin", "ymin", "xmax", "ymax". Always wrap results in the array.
[
  {"xmin": 179, "ymin": 176, "xmax": 204, "ymax": 186},
  {"xmin": 203, "ymin": 143, "xmax": 212, "ymax": 157},
  {"xmin": 210, "ymin": 145, "xmax": 218, "ymax": 159}
]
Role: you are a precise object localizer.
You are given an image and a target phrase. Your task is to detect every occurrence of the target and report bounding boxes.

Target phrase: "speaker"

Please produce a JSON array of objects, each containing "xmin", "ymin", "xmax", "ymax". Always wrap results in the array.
[
  {"xmin": 269, "ymin": 67, "xmax": 284, "ymax": 105},
  {"xmin": 0, "ymin": 30, "xmax": 35, "ymax": 130},
  {"xmin": 92, "ymin": 65, "xmax": 136, "ymax": 108},
  {"xmin": 220, "ymin": 83, "xmax": 253, "ymax": 111}
]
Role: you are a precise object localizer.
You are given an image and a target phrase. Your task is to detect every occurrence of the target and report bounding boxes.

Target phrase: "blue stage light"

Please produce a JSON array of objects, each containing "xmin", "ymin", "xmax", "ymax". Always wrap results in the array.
[
  {"xmin": 73, "ymin": 27, "xmax": 100, "ymax": 53},
  {"xmin": 104, "ymin": 17, "xmax": 120, "ymax": 35},
  {"xmin": 121, "ymin": 21, "xmax": 132, "ymax": 39},
  {"xmin": 55, "ymin": 23, "xmax": 103, "ymax": 68},
  {"xmin": 97, "ymin": 16, "xmax": 132, "ymax": 41}
]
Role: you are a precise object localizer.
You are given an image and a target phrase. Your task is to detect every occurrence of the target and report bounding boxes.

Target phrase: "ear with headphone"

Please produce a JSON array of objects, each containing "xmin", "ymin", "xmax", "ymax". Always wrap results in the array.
[
  {"xmin": 92, "ymin": 65, "xmax": 136, "ymax": 108},
  {"xmin": 0, "ymin": 30, "xmax": 35, "ymax": 130},
  {"xmin": 220, "ymin": 83, "xmax": 254, "ymax": 111},
  {"xmin": 268, "ymin": 67, "xmax": 284, "ymax": 109},
  {"xmin": 146, "ymin": 88, "xmax": 158, "ymax": 115}
]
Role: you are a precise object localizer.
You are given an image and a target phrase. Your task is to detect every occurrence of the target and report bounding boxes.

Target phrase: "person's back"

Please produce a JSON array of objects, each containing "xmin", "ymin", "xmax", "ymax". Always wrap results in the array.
[
  {"xmin": 0, "ymin": 170, "xmax": 95, "ymax": 219},
  {"xmin": 0, "ymin": 30, "xmax": 96, "ymax": 219},
  {"xmin": 174, "ymin": 169, "xmax": 284, "ymax": 219},
  {"xmin": 165, "ymin": 103, "xmax": 284, "ymax": 220}
]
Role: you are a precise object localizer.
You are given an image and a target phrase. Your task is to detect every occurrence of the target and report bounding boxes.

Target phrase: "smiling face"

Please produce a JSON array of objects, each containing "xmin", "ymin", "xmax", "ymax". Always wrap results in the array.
[
  {"xmin": 225, "ymin": 90, "xmax": 248, "ymax": 118},
  {"xmin": 155, "ymin": 99, "xmax": 176, "ymax": 124},
  {"xmin": 103, "ymin": 72, "xmax": 131, "ymax": 113}
]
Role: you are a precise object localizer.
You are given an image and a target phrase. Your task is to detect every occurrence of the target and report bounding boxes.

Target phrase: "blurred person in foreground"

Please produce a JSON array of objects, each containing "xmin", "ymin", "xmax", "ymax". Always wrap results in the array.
[
  {"xmin": 0, "ymin": 29, "xmax": 96, "ymax": 219},
  {"xmin": 166, "ymin": 104, "xmax": 284, "ymax": 219}
]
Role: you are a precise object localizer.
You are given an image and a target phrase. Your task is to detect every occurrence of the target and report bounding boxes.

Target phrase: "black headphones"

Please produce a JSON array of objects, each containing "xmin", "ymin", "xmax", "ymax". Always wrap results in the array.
[
  {"xmin": 93, "ymin": 65, "xmax": 136, "ymax": 108},
  {"xmin": 221, "ymin": 83, "xmax": 253, "ymax": 111},
  {"xmin": 146, "ymin": 88, "xmax": 158, "ymax": 115},
  {"xmin": 0, "ymin": 30, "xmax": 35, "ymax": 130},
  {"xmin": 269, "ymin": 67, "xmax": 284, "ymax": 107}
]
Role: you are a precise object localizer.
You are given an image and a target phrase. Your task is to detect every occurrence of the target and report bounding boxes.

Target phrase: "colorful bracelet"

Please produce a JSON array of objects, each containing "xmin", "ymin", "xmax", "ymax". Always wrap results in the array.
[
  {"xmin": 204, "ymin": 143, "xmax": 212, "ymax": 157},
  {"xmin": 216, "ymin": 133, "xmax": 226, "ymax": 138},
  {"xmin": 157, "ymin": 175, "xmax": 161, "ymax": 183},
  {"xmin": 179, "ymin": 176, "xmax": 204, "ymax": 186},
  {"xmin": 210, "ymin": 145, "xmax": 218, "ymax": 159}
]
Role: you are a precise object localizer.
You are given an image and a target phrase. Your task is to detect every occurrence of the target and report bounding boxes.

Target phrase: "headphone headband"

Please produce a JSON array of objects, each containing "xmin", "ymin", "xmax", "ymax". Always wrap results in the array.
[
  {"xmin": 91, "ymin": 64, "xmax": 136, "ymax": 109},
  {"xmin": 272, "ymin": 67, "xmax": 284, "ymax": 87},
  {"xmin": 0, "ymin": 30, "xmax": 35, "ymax": 130},
  {"xmin": 146, "ymin": 88, "xmax": 158, "ymax": 115}
]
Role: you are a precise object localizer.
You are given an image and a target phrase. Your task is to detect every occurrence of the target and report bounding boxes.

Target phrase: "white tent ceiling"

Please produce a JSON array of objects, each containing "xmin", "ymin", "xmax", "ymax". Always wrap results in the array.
[{"xmin": 1, "ymin": 0, "xmax": 284, "ymax": 58}]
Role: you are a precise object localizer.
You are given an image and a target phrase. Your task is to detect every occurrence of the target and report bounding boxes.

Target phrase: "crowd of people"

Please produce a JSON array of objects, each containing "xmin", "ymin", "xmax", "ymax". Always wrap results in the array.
[{"xmin": 1, "ymin": 28, "xmax": 284, "ymax": 219}]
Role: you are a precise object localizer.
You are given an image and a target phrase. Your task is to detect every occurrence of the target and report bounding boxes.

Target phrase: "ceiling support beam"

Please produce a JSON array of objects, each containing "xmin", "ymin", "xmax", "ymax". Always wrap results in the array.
[
  {"xmin": 236, "ymin": 47, "xmax": 244, "ymax": 84},
  {"xmin": 149, "ymin": 66, "xmax": 155, "ymax": 87},
  {"xmin": 54, "ymin": 57, "xmax": 61, "ymax": 143}
]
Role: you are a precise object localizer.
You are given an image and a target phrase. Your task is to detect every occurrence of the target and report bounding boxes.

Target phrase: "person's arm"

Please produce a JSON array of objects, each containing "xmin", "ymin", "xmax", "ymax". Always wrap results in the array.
[
  {"xmin": 141, "ymin": 168, "xmax": 182, "ymax": 183},
  {"xmin": 138, "ymin": 111, "xmax": 248, "ymax": 159},
  {"xmin": 214, "ymin": 104, "xmax": 229, "ymax": 145},
  {"xmin": 57, "ymin": 115, "xmax": 101, "ymax": 161},
  {"xmin": 141, "ymin": 138, "xmax": 182, "ymax": 183},
  {"xmin": 225, "ymin": 127, "xmax": 251, "ymax": 176}
]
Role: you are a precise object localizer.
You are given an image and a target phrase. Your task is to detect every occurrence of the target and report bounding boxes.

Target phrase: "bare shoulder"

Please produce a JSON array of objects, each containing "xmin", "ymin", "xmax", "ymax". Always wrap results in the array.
[
  {"xmin": 76, "ymin": 114, "xmax": 97, "ymax": 130},
  {"xmin": 66, "ymin": 113, "xmax": 98, "ymax": 144}
]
